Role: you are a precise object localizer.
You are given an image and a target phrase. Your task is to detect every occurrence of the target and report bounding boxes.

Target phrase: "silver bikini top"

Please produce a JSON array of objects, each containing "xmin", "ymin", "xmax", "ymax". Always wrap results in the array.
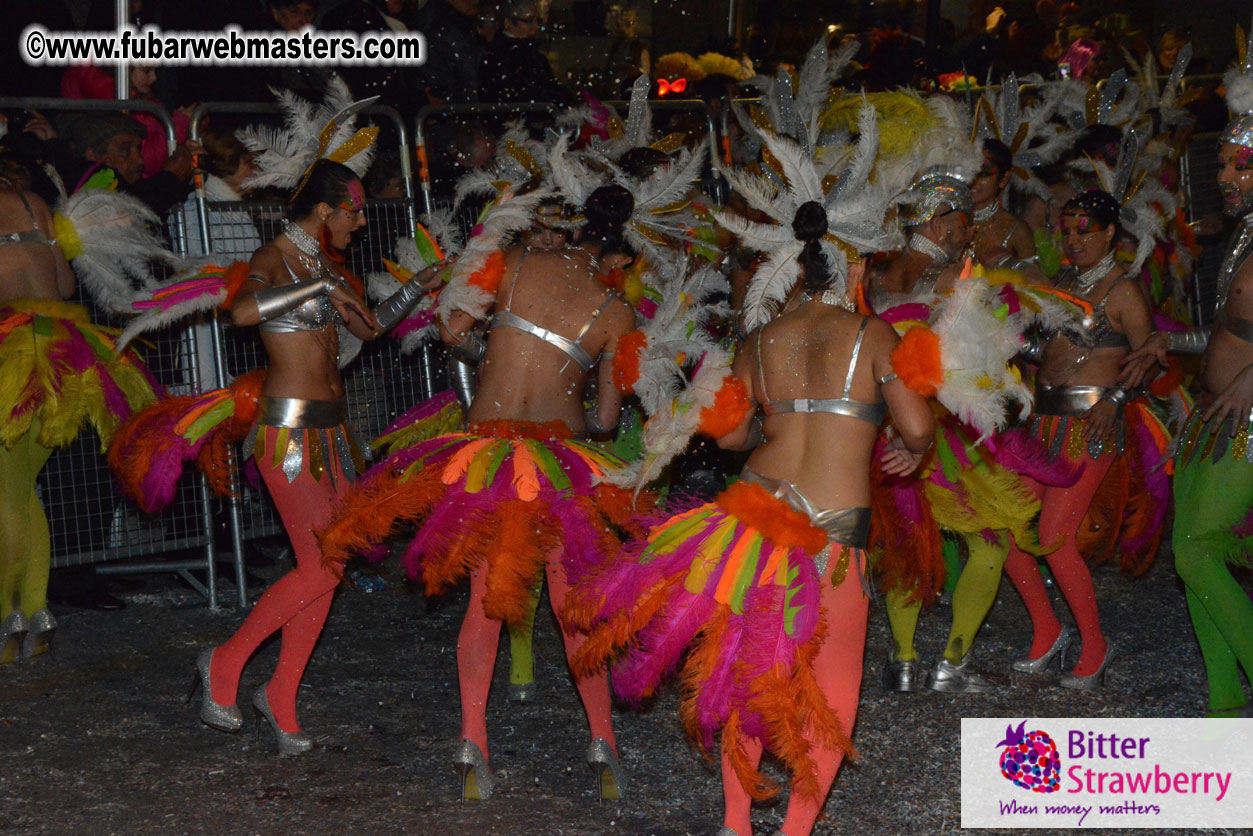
[
  {"xmin": 487, "ymin": 250, "xmax": 614, "ymax": 373},
  {"xmin": 756, "ymin": 316, "xmax": 887, "ymax": 426},
  {"xmin": 257, "ymin": 258, "xmax": 341, "ymax": 334},
  {"xmin": 0, "ymin": 191, "xmax": 51, "ymax": 248}
]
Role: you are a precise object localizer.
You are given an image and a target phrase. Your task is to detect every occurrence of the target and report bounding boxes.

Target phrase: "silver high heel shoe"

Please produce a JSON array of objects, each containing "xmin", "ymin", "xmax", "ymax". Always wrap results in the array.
[
  {"xmin": 186, "ymin": 648, "xmax": 242, "ymax": 732},
  {"xmin": 586, "ymin": 737, "xmax": 625, "ymax": 801},
  {"xmin": 1059, "ymin": 641, "xmax": 1115, "ymax": 691},
  {"xmin": 714, "ymin": 828, "xmax": 741, "ymax": 836},
  {"xmin": 251, "ymin": 685, "xmax": 313, "ymax": 755},
  {"xmin": 1011, "ymin": 626, "xmax": 1074, "ymax": 674},
  {"xmin": 1, "ymin": 611, "xmax": 29, "ymax": 664},
  {"xmin": 508, "ymin": 681, "xmax": 536, "ymax": 703},
  {"xmin": 454, "ymin": 739, "xmax": 494, "ymax": 800},
  {"xmin": 21, "ymin": 609, "xmax": 57, "ymax": 659}
]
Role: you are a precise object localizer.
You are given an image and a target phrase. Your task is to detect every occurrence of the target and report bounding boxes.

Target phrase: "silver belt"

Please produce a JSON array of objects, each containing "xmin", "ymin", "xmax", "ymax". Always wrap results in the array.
[
  {"xmin": 739, "ymin": 468, "xmax": 871, "ymax": 549},
  {"xmin": 258, "ymin": 396, "xmax": 347, "ymax": 429},
  {"xmin": 1034, "ymin": 385, "xmax": 1105, "ymax": 416}
]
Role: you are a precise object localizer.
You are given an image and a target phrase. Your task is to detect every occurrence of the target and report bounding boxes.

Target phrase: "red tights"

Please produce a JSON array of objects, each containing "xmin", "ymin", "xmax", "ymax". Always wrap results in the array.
[
  {"xmin": 209, "ymin": 427, "xmax": 344, "ymax": 732},
  {"xmin": 458, "ymin": 546, "xmax": 615, "ymax": 764},
  {"xmin": 719, "ymin": 550, "xmax": 868, "ymax": 836},
  {"xmin": 1004, "ymin": 450, "xmax": 1112, "ymax": 676}
]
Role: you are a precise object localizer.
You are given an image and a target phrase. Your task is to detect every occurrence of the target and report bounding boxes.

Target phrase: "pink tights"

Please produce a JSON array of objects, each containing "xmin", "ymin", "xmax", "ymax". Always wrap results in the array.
[
  {"xmin": 210, "ymin": 427, "xmax": 344, "ymax": 732},
  {"xmin": 1004, "ymin": 450, "xmax": 1113, "ymax": 676},
  {"xmin": 720, "ymin": 550, "xmax": 868, "ymax": 836},
  {"xmin": 458, "ymin": 546, "xmax": 615, "ymax": 764}
]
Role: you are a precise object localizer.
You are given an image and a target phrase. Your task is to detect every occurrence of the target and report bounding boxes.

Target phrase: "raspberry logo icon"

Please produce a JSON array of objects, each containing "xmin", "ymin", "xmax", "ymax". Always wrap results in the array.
[{"xmin": 996, "ymin": 721, "xmax": 1061, "ymax": 793}]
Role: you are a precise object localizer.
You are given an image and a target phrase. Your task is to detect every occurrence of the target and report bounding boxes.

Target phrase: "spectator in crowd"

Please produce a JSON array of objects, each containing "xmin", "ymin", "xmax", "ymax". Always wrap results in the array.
[
  {"xmin": 411, "ymin": 0, "xmax": 485, "ymax": 104},
  {"xmin": 479, "ymin": 0, "xmax": 576, "ymax": 105},
  {"xmin": 1157, "ymin": 28, "xmax": 1190, "ymax": 74},
  {"xmin": 55, "ymin": 112, "xmax": 197, "ymax": 218},
  {"xmin": 61, "ymin": 63, "xmax": 194, "ymax": 180},
  {"xmin": 179, "ymin": 121, "xmax": 262, "ymax": 260},
  {"xmin": 323, "ymin": 0, "xmax": 425, "ymax": 117},
  {"xmin": 265, "ymin": 0, "xmax": 334, "ymax": 100}
]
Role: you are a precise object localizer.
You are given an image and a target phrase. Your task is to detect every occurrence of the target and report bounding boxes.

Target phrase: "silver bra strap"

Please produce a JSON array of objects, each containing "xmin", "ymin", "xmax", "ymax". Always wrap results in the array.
[{"xmin": 490, "ymin": 310, "xmax": 596, "ymax": 372}]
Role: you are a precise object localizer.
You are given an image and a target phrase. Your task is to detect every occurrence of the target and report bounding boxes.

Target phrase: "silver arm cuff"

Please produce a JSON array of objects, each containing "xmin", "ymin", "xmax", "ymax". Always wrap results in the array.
[
  {"xmin": 254, "ymin": 278, "xmax": 331, "ymax": 322},
  {"xmin": 449, "ymin": 355, "xmax": 478, "ymax": 410},
  {"xmin": 450, "ymin": 331, "xmax": 486, "ymax": 365},
  {"xmin": 584, "ymin": 401, "xmax": 625, "ymax": 435},
  {"xmin": 373, "ymin": 279, "xmax": 429, "ymax": 333},
  {"xmin": 1166, "ymin": 329, "xmax": 1208, "ymax": 354},
  {"xmin": 1020, "ymin": 331, "xmax": 1045, "ymax": 364},
  {"xmin": 1100, "ymin": 386, "xmax": 1135, "ymax": 407}
]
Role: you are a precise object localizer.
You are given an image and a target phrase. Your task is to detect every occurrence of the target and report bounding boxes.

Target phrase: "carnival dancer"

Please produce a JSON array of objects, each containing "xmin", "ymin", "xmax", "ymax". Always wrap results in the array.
[
  {"xmin": 1002, "ymin": 188, "xmax": 1165, "ymax": 689},
  {"xmin": 0, "ymin": 163, "xmax": 164, "ymax": 663},
  {"xmin": 870, "ymin": 170, "xmax": 1070, "ymax": 695},
  {"xmin": 183, "ymin": 159, "xmax": 423, "ymax": 754},
  {"xmin": 968, "ymin": 139, "xmax": 1039, "ymax": 272},
  {"xmin": 319, "ymin": 184, "xmax": 639, "ymax": 799},
  {"xmin": 566, "ymin": 112, "xmax": 933, "ymax": 836},
  {"xmin": 871, "ymin": 169, "xmax": 974, "ymax": 305},
  {"xmin": 1120, "ymin": 62, "xmax": 1253, "ymax": 716},
  {"xmin": 114, "ymin": 82, "xmax": 442, "ymax": 753}
]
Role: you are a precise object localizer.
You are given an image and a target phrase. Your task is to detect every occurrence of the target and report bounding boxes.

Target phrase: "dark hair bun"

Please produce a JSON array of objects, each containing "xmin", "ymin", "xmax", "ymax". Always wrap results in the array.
[{"xmin": 792, "ymin": 201, "xmax": 829, "ymax": 243}]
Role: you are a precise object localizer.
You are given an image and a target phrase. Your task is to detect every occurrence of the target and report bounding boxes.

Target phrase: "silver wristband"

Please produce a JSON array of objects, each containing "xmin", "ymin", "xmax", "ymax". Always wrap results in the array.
[
  {"xmin": 1166, "ymin": 329, "xmax": 1208, "ymax": 354},
  {"xmin": 1020, "ymin": 331, "xmax": 1045, "ymax": 364},
  {"xmin": 450, "ymin": 330, "xmax": 487, "ymax": 365},
  {"xmin": 584, "ymin": 403, "xmax": 626, "ymax": 435},
  {"xmin": 449, "ymin": 355, "xmax": 478, "ymax": 410},
  {"xmin": 373, "ymin": 278, "xmax": 429, "ymax": 333},
  {"xmin": 1100, "ymin": 386, "xmax": 1134, "ymax": 407},
  {"xmin": 253, "ymin": 277, "xmax": 331, "ymax": 322}
]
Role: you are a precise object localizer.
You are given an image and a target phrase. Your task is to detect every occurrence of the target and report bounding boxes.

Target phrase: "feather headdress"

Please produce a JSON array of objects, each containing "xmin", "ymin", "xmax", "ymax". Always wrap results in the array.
[
  {"xmin": 452, "ymin": 120, "xmax": 550, "ymax": 211},
  {"xmin": 734, "ymin": 34, "xmax": 859, "ymax": 159},
  {"xmin": 716, "ymin": 103, "xmax": 897, "ymax": 330},
  {"xmin": 1123, "ymin": 43, "xmax": 1194, "ymax": 131},
  {"xmin": 1224, "ymin": 11, "xmax": 1253, "ymax": 147},
  {"xmin": 237, "ymin": 77, "xmax": 379, "ymax": 193},
  {"xmin": 547, "ymin": 132, "xmax": 710, "ymax": 268},
  {"xmin": 969, "ymin": 74, "xmax": 1074, "ymax": 202},
  {"xmin": 1066, "ymin": 122, "xmax": 1171, "ymax": 273}
]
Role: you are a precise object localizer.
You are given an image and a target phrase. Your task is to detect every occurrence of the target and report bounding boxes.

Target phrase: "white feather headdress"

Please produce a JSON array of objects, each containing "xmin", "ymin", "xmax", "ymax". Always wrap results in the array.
[
  {"xmin": 715, "ymin": 103, "xmax": 897, "ymax": 330},
  {"xmin": 237, "ymin": 77, "xmax": 379, "ymax": 193}
]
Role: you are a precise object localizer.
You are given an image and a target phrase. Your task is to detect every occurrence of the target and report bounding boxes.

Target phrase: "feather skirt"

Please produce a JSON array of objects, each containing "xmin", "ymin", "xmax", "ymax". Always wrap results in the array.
[
  {"xmin": 1033, "ymin": 404, "xmax": 1171, "ymax": 575},
  {"xmin": 318, "ymin": 420, "xmax": 644, "ymax": 627},
  {"xmin": 564, "ymin": 479, "xmax": 858, "ymax": 802},
  {"xmin": 0, "ymin": 298, "xmax": 160, "ymax": 450},
  {"xmin": 108, "ymin": 370, "xmax": 266, "ymax": 513},
  {"xmin": 871, "ymin": 416, "xmax": 1077, "ymax": 603}
]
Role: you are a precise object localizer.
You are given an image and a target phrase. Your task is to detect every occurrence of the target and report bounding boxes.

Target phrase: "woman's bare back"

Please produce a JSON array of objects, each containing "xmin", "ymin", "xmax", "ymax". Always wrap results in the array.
[
  {"xmin": 468, "ymin": 246, "xmax": 633, "ymax": 430},
  {"xmin": 744, "ymin": 306, "xmax": 897, "ymax": 511},
  {"xmin": 0, "ymin": 188, "xmax": 73, "ymax": 304}
]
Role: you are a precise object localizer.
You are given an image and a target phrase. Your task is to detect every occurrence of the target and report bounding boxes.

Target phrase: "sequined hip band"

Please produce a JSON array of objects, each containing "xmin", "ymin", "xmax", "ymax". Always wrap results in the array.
[{"xmin": 258, "ymin": 396, "xmax": 347, "ymax": 429}]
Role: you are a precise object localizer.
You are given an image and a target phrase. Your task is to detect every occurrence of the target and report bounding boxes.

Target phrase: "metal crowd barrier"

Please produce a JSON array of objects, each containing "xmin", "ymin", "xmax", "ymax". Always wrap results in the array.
[
  {"xmin": 1179, "ymin": 131, "xmax": 1224, "ymax": 326},
  {"xmin": 0, "ymin": 96, "xmax": 227, "ymax": 604}
]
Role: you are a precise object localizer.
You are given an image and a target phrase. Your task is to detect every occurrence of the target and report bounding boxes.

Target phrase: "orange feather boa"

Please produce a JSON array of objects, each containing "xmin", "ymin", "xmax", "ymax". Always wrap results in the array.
[
  {"xmin": 716, "ymin": 479, "xmax": 829, "ymax": 555},
  {"xmin": 698, "ymin": 375, "xmax": 753, "ymax": 439},
  {"xmin": 892, "ymin": 326, "xmax": 943, "ymax": 397}
]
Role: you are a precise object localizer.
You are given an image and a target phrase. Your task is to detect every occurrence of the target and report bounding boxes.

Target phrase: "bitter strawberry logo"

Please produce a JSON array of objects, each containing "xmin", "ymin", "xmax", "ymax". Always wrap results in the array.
[{"xmin": 996, "ymin": 721, "xmax": 1061, "ymax": 793}]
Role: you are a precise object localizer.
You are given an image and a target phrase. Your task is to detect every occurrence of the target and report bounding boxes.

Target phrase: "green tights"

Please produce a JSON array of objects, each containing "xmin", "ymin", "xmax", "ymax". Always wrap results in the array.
[
  {"xmin": 507, "ymin": 579, "xmax": 542, "ymax": 687},
  {"xmin": 1173, "ymin": 448, "xmax": 1253, "ymax": 715},
  {"xmin": 0, "ymin": 420, "xmax": 53, "ymax": 663},
  {"xmin": 886, "ymin": 531, "xmax": 1009, "ymax": 665}
]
